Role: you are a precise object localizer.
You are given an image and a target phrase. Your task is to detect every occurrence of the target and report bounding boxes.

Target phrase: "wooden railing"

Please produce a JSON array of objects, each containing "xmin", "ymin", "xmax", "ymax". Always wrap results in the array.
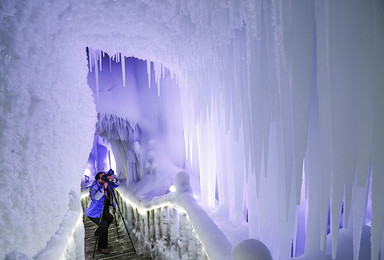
[{"xmin": 81, "ymin": 171, "xmax": 233, "ymax": 260}]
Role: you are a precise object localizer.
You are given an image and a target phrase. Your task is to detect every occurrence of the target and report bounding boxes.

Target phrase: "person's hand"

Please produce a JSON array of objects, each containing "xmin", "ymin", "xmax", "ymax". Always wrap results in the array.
[
  {"xmin": 107, "ymin": 175, "xmax": 115, "ymax": 182},
  {"xmin": 103, "ymin": 182, "xmax": 109, "ymax": 190}
]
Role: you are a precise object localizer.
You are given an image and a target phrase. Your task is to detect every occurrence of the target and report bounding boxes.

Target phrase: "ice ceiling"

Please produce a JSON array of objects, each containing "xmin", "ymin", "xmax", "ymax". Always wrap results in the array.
[{"xmin": 1, "ymin": 0, "xmax": 383, "ymax": 259}]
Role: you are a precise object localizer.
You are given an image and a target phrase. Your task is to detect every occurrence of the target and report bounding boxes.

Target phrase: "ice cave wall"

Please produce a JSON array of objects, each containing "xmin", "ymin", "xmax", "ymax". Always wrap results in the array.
[
  {"xmin": 0, "ymin": 1, "xmax": 95, "ymax": 258},
  {"xmin": 0, "ymin": 0, "xmax": 383, "ymax": 259}
]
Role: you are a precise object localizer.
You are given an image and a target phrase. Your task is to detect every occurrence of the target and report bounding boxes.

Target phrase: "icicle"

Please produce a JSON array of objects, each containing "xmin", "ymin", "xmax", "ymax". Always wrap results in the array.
[
  {"xmin": 147, "ymin": 60, "xmax": 151, "ymax": 89},
  {"xmin": 154, "ymin": 62, "xmax": 161, "ymax": 87},
  {"xmin": 88, "ymin": 48, "xmax": 93, "ymax": 72},
  {"xmin": 95, "ymin": 57, "xmax": 99, "ymax": 98},
  {"xmin": 109, "ymin": 56, "xmax": 112, "ymax": 72},
  {"xmin": 161, "ymin": 64, "xmax": 164, "ymax": 80},
  {"xmin": 99, "ymin": 49, "xmax": 102, "ymax": 71},
  {"xmin": 121, "ymin": 54, "xmax": 126, "ymax": 87}
]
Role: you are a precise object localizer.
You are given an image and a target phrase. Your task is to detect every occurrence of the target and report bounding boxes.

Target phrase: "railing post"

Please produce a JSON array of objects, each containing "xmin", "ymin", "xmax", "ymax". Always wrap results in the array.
[
  {"xmin": 161, "ymin": 206, "xmax": 169, "ymax": 246},
  {"xmin": 149, "ymin": 209, "xmax": 155, "ymax": 243},
  {"xmin": 178, "ymin": 212, "xmax": 189, "ymax": 258},
  {"xmin": 194, "ymin": 231, "xmax": 203, "ymax": 260},
  {"xmin": 138, "ymin": 212, "xmax": 145, "ymax": 249},
  {"xmin": 144, "ymin": 210, "xmax": 150, "ymax": 245},
  {"xmin": 155, "ymin": 208, "xmax": 162, "ymax": 241},
  {"xmin": 126, "ymin": 204, "xmax": 134, "ymax": 229},
  {"xmin": 169, "ymin": 207, "xmax": 178, "ymax": 244},
  {"xmin": 134, "ymin": 208, "xmax": 141, "ymax": 237},
  {"xmin": 119, "ymin": 194, "xmax": 125, "ymax": 216},
  {"xmin": 187, "ymin": 217, "xmax": 197, "ymax": 260}
]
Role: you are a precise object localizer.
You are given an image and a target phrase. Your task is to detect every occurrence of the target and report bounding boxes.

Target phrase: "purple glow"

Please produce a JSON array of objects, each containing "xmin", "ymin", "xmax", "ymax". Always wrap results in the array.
[{"xmin": 86, "ymin": 50, "xmax": 187, "ymax": 198}]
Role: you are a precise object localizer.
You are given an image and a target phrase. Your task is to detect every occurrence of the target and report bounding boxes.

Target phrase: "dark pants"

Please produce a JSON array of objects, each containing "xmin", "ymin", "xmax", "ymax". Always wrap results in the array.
[{"xmin": 89, "ymin": 206, "xmax": 114, "ymax": 249}]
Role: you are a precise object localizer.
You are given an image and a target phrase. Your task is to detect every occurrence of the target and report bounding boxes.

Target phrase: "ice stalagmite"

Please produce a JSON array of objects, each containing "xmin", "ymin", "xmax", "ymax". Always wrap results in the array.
[{"xmin": 352, "ymin": 173, "xmax": 370, "ymax": 260}]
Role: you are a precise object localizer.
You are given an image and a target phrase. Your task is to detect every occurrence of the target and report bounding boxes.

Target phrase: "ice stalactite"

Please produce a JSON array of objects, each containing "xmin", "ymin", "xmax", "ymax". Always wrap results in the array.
[
  {"xmin": 313, "ymin": 0, "xmax": 333, "ymax": 254},
  {"xmin": 83, "ymin": 1, "xmax": 383, "ymax": 259},
  {"xmin": 154, "ymin": 62, "xmax": 162, "ymax": 96},
  {"xmin": 96, "ymin": 113, "xmax": 135, "ymax": 141},
  {"xmin": 6, "ymin": 0, "xmax": 379, "ymax": 258},
  {"xmin": 303, "ymin": 82, "xmax": 322, "ymax": 257},
  {"xmin": 281, "ymin": 0, "xmax": 314, "ymax": 206},
  {"xmin": 99, "ymin": 50, "xmax": 103, "ymax": 71},
  {"xmin": 176, "ymin": 1, "xmax": 383, "ymax": 259},
  {"xmin": 96, "ymin": 113, "xmax": 136, "ymax": 182},
  {"xmin": 147, "ymin": 60, "xmax": 151, "ymax": 89},
  {"xmin": 88, "ymin": 47, "xmax": 105, "ymax": 97},
  {"xmin": 121, "ymin": 53, "xmax": 126, "ymax": 87},
  {"xmin": 88, "ymin": 48, "xmax": 133, "ymax": 92}
]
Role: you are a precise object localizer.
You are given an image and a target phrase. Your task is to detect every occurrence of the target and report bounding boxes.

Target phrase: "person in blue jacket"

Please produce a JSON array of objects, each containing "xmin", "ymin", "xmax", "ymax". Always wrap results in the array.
[{"xmin": 86, "ymin": 170, "xmax": 120, "ymax": 254}]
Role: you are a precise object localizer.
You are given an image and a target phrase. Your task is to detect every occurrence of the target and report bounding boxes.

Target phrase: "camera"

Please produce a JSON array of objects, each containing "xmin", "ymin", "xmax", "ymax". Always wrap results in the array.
[{"xmin": 101, "ymin": 169, "xmax": 114, "ymax": 182}]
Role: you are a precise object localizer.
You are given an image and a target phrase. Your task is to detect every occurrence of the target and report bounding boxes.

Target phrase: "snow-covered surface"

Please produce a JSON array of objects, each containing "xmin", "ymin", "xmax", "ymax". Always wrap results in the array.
[{"xmin": 1, "ymin": 0, "xmax": 383, "ymax": 259}]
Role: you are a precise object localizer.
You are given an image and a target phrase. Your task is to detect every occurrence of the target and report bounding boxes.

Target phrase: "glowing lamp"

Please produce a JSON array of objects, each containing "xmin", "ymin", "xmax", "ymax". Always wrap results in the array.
[{"xmin": 168, "ymin": 184, "xmax": 176, "ymax": 193}]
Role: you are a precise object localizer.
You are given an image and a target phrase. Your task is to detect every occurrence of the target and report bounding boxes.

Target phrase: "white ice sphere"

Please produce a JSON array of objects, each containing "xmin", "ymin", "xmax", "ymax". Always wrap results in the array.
[
  {"xmin": 150, "ymin": 162, "xmax": 158, "ymax": 173},
  {"xmin": 148, "ymin": 139, "xmax": 156, "ymax": 148},
  {"xmin": 147, "ymin": 150, "xmax": 155, "ymax": 163},
  {"xmin": 232, "ymin": 239, "xmax": 272, "ymax": 260},
  {"xmin": 133, "ymin": 141, "xmax": 141, "ymax": 153},
  {"xmin": 145, "ymin": 162, "xmax": 151, "ymax": 171},
  {"xmin": 174, "ymin": 171, "xmax": 192, "ymax": 193}
]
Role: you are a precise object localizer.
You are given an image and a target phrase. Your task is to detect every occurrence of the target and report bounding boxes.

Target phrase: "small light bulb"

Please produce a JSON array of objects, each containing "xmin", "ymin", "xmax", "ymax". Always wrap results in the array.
[{"xmin": 169, "ymin": 184, "xmax": 176, "ymax": 193}]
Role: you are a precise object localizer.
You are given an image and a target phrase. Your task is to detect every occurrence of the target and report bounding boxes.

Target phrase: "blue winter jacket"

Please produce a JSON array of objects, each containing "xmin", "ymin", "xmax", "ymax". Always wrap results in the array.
[{"xmin": 85, "ymin": 175, "xmax": 120, "ymax": 218}]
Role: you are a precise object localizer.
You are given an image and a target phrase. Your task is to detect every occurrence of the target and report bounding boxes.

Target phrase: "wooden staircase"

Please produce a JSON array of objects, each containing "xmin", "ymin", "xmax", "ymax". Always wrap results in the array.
[{"xmin": 83, "ymin": 212, "xmax": 152, "ymax": 260}]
